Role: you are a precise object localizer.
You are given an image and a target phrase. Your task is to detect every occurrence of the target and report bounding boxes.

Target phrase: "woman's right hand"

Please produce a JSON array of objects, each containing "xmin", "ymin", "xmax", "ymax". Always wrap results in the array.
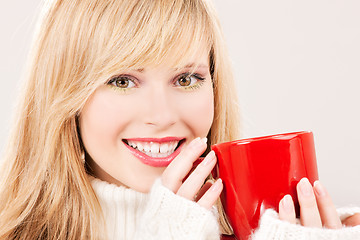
[
  {"xmin": 278, "ymin": 178, "xmax": 360, "ymax": 228},
  {"xmin": 161, "ymin": 137, "xmax": 223, "ymax": 210}
]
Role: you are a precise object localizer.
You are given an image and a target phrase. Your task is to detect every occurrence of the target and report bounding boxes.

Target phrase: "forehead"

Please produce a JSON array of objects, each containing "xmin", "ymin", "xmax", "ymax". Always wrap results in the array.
[
  {"xmin": 117, "ymin": 52, "xmax": 207, "ymax": 70},
  {"xmin": 129, "ymin": 47, "xmax": 210, "ymax": 73}
]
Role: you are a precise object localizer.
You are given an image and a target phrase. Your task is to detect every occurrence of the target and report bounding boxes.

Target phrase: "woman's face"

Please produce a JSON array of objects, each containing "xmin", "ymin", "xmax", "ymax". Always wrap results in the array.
[{"xmin": 79, "ymin": 51, "xmax": 214, "ymax": 192}]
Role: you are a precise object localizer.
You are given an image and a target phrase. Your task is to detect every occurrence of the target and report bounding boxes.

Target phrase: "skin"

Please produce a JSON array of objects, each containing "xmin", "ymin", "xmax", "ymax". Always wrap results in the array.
[
  {"xmin": 79, "ymin": 45, "xmax": 359, "ymax": 225},
  {"xmin": 79, "ymin": 49, "xmax": 221, "ymax": 205},
  {"xmin": 279, "ymin": 178, "xmax": 360, "ymax": 227}
]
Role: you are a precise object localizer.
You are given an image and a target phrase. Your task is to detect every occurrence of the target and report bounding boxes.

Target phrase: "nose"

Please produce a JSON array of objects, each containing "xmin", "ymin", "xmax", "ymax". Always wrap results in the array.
[{"xmin": 142, "ymin": 86, "xmax": 178, "ymax": 129}]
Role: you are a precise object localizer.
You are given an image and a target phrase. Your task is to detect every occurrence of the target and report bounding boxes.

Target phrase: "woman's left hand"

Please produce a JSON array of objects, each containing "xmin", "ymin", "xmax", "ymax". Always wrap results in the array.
[{"xmin": 278, "ymin": 178, "xmax": 360, "ymax": 228}]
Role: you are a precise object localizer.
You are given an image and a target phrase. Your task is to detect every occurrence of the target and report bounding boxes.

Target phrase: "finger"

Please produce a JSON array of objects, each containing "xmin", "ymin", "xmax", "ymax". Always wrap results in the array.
[
  {"xmin": 183, "ymin": 157, "xmax": 204, "ymax": 182},
  {"xmin": 195, "ymin": 180, "xmax": 213, "ymax": 201},
  {"xmin": 177, "ymin": 151, "xmax": 216, "ymax": 199},
  {"xmin": 278, "ymin": 194, "xmax": 296, "ymax": 224},
  {"xmin": 343, "ymin": 213, "xmax": 360, "ymax": 227},
  {"xmin": 197, "ymin": 178, "xmax": 223, "ymax": 209},
  {"xmin": 313, "ymin": 181, "xmax": 342, "ymax": 229},
  {"xmin": 297, "ymin": 178, "xmax": 322, "ymax": 227},
  {"xmin": 161, "ymin": 137, "xmax": 207, "ymax": 192}
]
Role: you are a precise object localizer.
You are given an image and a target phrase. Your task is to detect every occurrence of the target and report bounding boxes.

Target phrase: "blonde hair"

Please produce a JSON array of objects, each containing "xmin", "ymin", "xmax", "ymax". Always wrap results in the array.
[{"xmin": 0, "ymin": 0, "xmax": 240, "ymax": 238}]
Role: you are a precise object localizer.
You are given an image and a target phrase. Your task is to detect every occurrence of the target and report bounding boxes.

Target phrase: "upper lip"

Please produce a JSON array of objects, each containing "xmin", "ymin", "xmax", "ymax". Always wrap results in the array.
[{"xmin": 123, "ymin": 137, "xmax": 185, "ymax": 143}]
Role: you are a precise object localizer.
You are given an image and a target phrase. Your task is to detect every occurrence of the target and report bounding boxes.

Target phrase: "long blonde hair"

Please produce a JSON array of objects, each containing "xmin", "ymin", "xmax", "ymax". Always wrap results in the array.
[{"xmin": 0, "ymin": 0, "xmax": 240, "ymax": 238}]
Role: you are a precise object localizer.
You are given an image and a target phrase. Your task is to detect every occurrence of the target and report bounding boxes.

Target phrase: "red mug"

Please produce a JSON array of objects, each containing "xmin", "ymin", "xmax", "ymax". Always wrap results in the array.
[{"xmin": 211, "ymin": 131, "xmax": 319, "ymax": 240}]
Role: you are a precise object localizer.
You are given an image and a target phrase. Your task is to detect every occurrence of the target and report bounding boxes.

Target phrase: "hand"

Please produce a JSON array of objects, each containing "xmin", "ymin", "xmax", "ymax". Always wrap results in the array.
[
  {"xmin": 279, "ymin": 178, "xmax": 360, "ymax": 228},
  {"xmin": 161, "ymin": 137, "xmax": 223, "ymax": 210}
]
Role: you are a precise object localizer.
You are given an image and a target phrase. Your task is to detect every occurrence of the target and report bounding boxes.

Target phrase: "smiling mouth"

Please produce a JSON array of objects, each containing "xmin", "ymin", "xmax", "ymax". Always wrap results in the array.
[{"xmin": 122, "ymin": 138, "xmax": 186, "ymax": 158}]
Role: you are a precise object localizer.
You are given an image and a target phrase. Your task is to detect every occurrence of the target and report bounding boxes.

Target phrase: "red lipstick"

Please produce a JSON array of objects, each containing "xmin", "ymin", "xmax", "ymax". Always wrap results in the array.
[
  {"xmin": 125, "ymin": 136, "xmax": 184, "ymax": 143},
  {"xmin": 122, "ymin": 137, "xmax": 185, "ymax": 167}
]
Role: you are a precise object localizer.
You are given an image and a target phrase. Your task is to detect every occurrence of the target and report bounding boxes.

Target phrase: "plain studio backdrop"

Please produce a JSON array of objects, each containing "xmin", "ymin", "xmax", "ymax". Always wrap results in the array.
[{"xmin": 0, "ymin": 1, "xmax": 359, "ymax": 206}]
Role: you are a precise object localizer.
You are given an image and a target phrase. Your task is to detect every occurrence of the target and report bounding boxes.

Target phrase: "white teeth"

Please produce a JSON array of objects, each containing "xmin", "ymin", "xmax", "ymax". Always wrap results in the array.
[
  {"xmin": 160, "ymin": 143, "xmax": 169, "ymax": 153},
  {"xmin": 128, "ymin": 141, "xmax": 136, "ymax": 148},
  {"xmin": 137, "ymin": 142, "xmax": 144, "ymax": 151},
  {"xmin": 151, "ymin": 143, "xmax": 160, "ymax": 153},
  {"xmin": 144, "ymin": 143, "xmax": 151, "ymax": 152},
  {"xmin": 126, "ymin": 140, "xmax": 180, "ymax": 157}
]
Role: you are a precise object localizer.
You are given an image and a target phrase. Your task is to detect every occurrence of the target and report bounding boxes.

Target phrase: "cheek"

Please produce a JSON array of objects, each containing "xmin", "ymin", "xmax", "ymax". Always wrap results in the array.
[
  {"xmin": 79, "ymin": 90, "xmax": 133, "ymax": 151},
  {"xmin": 177, "ymin": 87, "xmax": 214, "ymax": 136}
]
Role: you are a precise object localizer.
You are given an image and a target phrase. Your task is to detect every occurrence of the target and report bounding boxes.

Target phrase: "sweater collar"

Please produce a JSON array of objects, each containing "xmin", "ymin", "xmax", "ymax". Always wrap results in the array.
[{"xmin": 89, "ymin": 175, "xmax": 149, "ymax": 207}]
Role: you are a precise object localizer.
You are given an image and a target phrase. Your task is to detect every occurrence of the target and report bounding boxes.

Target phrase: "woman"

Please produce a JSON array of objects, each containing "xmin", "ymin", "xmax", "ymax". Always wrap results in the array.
[{"xmin": 0, "ymin": 0, "xmax": 359, "ymax": 239}]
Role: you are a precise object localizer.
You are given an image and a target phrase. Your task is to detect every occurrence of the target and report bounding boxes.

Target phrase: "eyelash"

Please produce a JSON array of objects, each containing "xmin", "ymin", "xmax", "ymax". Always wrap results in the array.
[
  {"xmin": 106, "ymin": 72, "xmax": 206, "ymax": 93},
  {"xmin": 174, "ymin": 73, "xmax": 206, "ymax": 90},
  {"xmin": 107, "ymin": 75, "xmax": 137, "ymax": 93}
]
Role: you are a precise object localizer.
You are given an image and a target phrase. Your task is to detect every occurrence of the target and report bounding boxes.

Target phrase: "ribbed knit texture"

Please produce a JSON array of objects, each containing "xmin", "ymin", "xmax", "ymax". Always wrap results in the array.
[
  {"xmin": 90, "ymin": 177, "xmax": 220, "ymax": 240},
  {"xmin": 251, "ymin": 208, "xmax": 360, "ymax": 240},
  {"xmin": 91, "ymin": 177, "xmax": 360, "ymax": 240},
  {"xmin": 91, "ymin": 177, "xmax": 148, "ymax": 239}
]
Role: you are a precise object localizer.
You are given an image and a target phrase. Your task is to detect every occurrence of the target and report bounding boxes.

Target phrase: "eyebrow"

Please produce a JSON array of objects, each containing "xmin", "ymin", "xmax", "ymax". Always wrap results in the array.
[
  {"xmin": 178, "ymin": 64, "xmax": 209, "ymax": 70},
  {"xmin": 133, "ymin": 63, "xmax": 209, "ymax": 73},
  {"xmin": 183, "ymin": 63, "xmax": 208, "ymax": 68}
]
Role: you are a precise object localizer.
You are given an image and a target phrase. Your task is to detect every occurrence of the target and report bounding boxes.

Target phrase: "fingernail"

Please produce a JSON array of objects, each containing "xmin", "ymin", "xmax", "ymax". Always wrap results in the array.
[
  {"xmin": 299, "ymin": 178, "xmax": 313, "ymax": 197},
  {"xmin": 314, "ymin": 181, "xmax": 326, "ymax": 197},
  {"xmin": 201, "ymin": 137, "xmax": 208, "ymax": 144},
  {"xmin": 202, "ymin": 151, "xmax": 215, "ymax": 166},
  {"xmin": 281, "ymin": 195, "xmax": 295, "ymax": 213},
  {"xmin": 211, "ymin": 178, "xmax": 222, "ymax": 192}
]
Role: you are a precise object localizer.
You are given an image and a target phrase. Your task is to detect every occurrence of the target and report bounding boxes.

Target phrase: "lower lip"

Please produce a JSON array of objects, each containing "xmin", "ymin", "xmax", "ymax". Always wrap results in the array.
[{"xmin": 123, "ymin": 142, "xmax": 184, "ymax": 167}]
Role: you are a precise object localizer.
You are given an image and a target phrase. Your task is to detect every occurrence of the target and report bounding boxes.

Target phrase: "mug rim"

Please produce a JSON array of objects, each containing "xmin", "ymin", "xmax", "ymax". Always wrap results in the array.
[{"xmin": 212, "ymin": 130, "xmax": 312, "ymax": 147}]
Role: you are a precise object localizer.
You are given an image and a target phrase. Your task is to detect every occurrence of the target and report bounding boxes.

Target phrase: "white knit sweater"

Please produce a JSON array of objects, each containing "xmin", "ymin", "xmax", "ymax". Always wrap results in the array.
[
  {"xmin": 91, "ymin": 177, "xmax": 219, "ymax": 240},
  {"xmin": 252, "ymin": 208, "xmax": 360, "ymax": 240},
  {"xmin": 90, "ymin": 177, "xmax": 360, "ymax": 240}
]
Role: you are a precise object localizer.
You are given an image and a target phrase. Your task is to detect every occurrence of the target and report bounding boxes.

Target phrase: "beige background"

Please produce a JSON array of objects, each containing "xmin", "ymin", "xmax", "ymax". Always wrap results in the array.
[{"xmin": 1, "ymin": 0, "xmax": 359, "ymax": 206}]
